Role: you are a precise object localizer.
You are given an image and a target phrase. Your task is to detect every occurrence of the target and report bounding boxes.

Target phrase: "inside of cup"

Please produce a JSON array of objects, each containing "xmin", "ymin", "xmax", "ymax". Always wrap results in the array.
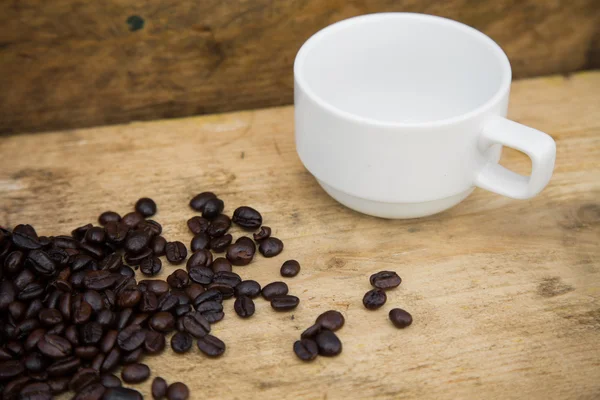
[{"xmin": 296, "ymin": 14, "xmax": 509, "ymax": 124}]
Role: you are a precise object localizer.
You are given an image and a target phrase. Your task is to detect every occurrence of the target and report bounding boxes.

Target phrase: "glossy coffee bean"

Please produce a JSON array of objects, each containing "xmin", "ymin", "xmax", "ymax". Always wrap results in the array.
[
  {"xmin": 183, "ymin": 285, "xmax": 204, "ymax": 304},
  {"xmin": 370, "ymin": 271, "xmax": 402, "ymax": 290},
  {"xmin": 85, "ymin": 227, "xmax": 106, "ymax": 244},
  {"xmin": 192, "ymin": 289, "xmax": 222, "ymax": 308},
  {"xmin": 182, "ymin": 311, "xmax": 210, "ymax": 338},
  {"xmin": 207, "ymin": 214, "xmax": 231, "ymax": 237},
  {"xmin": 165, "ymin": 241, "xmax": 187, "ymax": 264},
  {"xmin": 253, "ymin": 226, "xmax": 271, "ymax": 241},
  {"xmin": 170, "ymin": 332, "xmax": 193, "ymax": 354},
  {"xmin": 137, "ymin": 220, "xmax": 162, "ymax": 237},
  {"xmin": 280, "ymin": 260, "xmax": 300, "ymax": 277},
  {"xmin": 315, "ymin": 330, "xmax": 342, "ymax": 356},
  {"xmin": 188, "ymin": 266, "xmax": 213, "ymax": 286},
  {"xmin": 206, "ymin": 283, "xmax": 234, "ymax": 299},
  {"xmin": 98, "ymin": 211, "xmax": 121, "ymax": 226},
  {"xmin": 121, "ymin": 212, "xmax": 144, "ymax": 229},
  {"xmin": 258, "ymin": 237, "xmax": 284, "ymax": 257},
  {"xmin": 225, "ymin": 241, "xmax": 255, "ymax": 266},
  {"xmin": 389, "ymin": 308, "xmax": 413, "ymax": 328},
  {"xmin": 124, "ymin": 231, "xmax": 150, "ymax": 255},
  {"xmin": 167, "ymin": 382, "xmax": 189, "ymax": 400},
  {"xmin": 363, "ymin": 289, "xmax": 387, "ymax": 310},
  {"xmin": 186, "ymin": 250, "xmax": 212, "ymax": 270},
  {"xmin": 135, "ymin": 198, "xmax": 157, "ymax": 217},
  {"xmin": 190, "ymin": 233, "xmax": 210, "ymax": 252},
  {"xmin": 261, "ymin": 282, "xmax": 288, "ymax": 300},
  {"xmin": 270, "ymin": 295, "xmax": 300, "ymax": 311},
  {"xmin": 117, "ymin": 324, "xmax": 146, "ymax": 351},
  {"xmin": 144, "ymin": 330, "xmax": 166, "ymax": 354},
  {"xmin": 196, "ymin": 301, "xmax": 224, "ymax": 323},
  {"xmin": 196, "ymin": 335, "xmax": 226, "ymax": 357},
  {"xmin": 211, "ymin": 257, "xmax": 232, "ymax": 273},
  {"xmin": 150, "ymin": 236, "xmax": 167, "ymax": 256},
  {"xmin": 101, "ymin": 373, "xmax": 122, "ymax": 388},
  {"xmin": 140, "ymin": 256, "xmax": 162, "ymax": 276},
  {"xmin": 152, "ymin": 377, "xmax": 168, "ymax": 400},
  {"xmin": 201, "ymin": 198, "xmax": 224, "ymax": 220},
  {"xmin": 149, "ymin": 312, "xmax": 175, "ymax": 332},
  {"xmin": 213, "ymin": 271, "xmax": 241, "ymax": 288},
  {"xmin": 189, "ymin": 192, "xmax": 217, "ymax": 212},
  {"xmin": 235, "ymin": 280, "xmax": 261, "ymax": 298},
  {"xmin": 104, "ymin": 222, "xmax": 130, "ymax": 245},
  {"xmin": 232, "ymin": 206, "xmax": 262, "ymax": 229},
  {"xmin": 12, "ymin": 224, "xmax": 42, "ymax": 250},
  {"xmin": 37, "ymin": 334, "xmax": 72, "ymax": 358},
  {"xmin": 293, "ymin": 339, "xmax": 318, "ymax": 361},
  {"xmin": 187, "ymin": 216, "xmax": 209, "ymax": 235},
  {"xmin": 234, "ymin": 296, "xmax": 255, "ymax": 318},
  {"xmin": 167, "ymin": 269, "xmax": 190, "ymax": 289},
  {"xmin": 104, "ymin": 387, "xmax": 143, "ymax": 400},
  {"xmin": 210, "ymin": 234, "xmax": 232, "ymax": 253},
  {"xmin": 316, "ymin": 310, "xmax": 345, "ymax": 331}
]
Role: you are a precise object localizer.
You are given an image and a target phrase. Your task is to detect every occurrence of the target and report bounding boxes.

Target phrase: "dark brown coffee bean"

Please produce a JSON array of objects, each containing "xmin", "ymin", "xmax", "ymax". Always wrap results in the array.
[
  {"xmin": 187, "ymin": 216, "xmax": 209, "ymax": 235},
  {"xmin": 121, "ymin": 212, "xmax": 144, "ymax": 229},
  {"xmin": 104, "ymin": 387, "xmax": 143, "ymax": 400},
  {"xmin": 8, "ymin": 300, "xmax": 26, "ymax": 321},
  {"xmin": 170, "ymin": 332, "xmax": 193, "ymax": 354},
  {"xmin": 83, "ymin": 270, "xmax": 117, "ymax": 291},
  {"xmin": 167, "ymin": 269, "xmax": 190, "ymax": 289},
  {"xmin": 149, "ymin": 312, "xmax": 175, "ymax": 332},
  {"xmin": 23, "ymin": 351, "xmax": 46, "ymax": 372},
  {"xmin": 99, "ymin": 253, "xmax": 123, "ymax": 273},
  {"xmin": 54, "ymin": 235, "xmax": 81, "ymax": 249},
  {"xmin": 135, "ymin": 198, "xmax": 157, "ymax": 217},
  {"xmin": 190, "ymin": 233, "xmax": 210, "ymax": 252},
  {"xmin": 74, "ymin": 345, "xmax": 100, "ymax": 360},
  {"xmin": 0, "ymin": 360, "xmax": 24, "ymax": 380},
  {"xmin": 196, "ymin": 301, "xmax": 224, "ymax": 323},
  {"xmin": 70, "ymin": 254, "xmax": 96, "ymax": 273},
  {"xmin": 62, "ymin": 326, "xmax": 79, "ymax": 347},
  {"xmin": 18, "ymin": 282, "xmax": 45, "ymax": 302},
  {"xmin": 98, "ymin": 211, "xmax": 121, "ymax": 226},
  {"xmin": 100, "ymin": 330, "xmax": 118, "ymax": 354},
  {"xmin": 130, "ymin": 313, "xmax": 150, "ymax": 326},
  {"xmin": 213, "ymin": 271, "xmax": 241, "ymax": 288},
  {"xmin": 124, "ymin": 247, "xmax": 153, "ymax": 266},
  {"xmin": 101, "ymin": 374, "xmax": 122, "ymax": 388},
  {"xmin": 207, "ymin": 214, "xmax": 231, "ymax": 238},
  {"xmin": 165, "ymin": 241, "xmax": 187, "ymax": 264},
  {"xmin": 236, "ymin": 236, "xmax": 256, "ymax": 248},
  {"xmin": 170, "ymin": 291, "xmax": 190, "ymax": 306},
  {"xmin": 124, "ymin": 231, "xmax": 150, "ymax": 255},
  {"xmin": 261, "ymin": 281, "xmax": 288, "ymax": 300},
  {"xmin": 234, "ymin": 280, "xmax": 261, "ymax": 298},
  {"xmin": 144, "ymin": 280, "xmax": 170, "ymax": 296},
  {"xmin": 74, "ymin": 382, "xmax": 105, "ymax": 400},
  {"xmin": 104, "ymin": 222, "xmax": 129, "ymax": 245},
  {"xmin": 38, "ymin": 308, "xmax": 62, "ymax": 326},
  {"xmin": 14, "ymin": 269, "xmax": 35, "ymax": 292},
  {"xmin": 0, "ymin": 281, "xmax": 16, "ymax": 310},
  {"xmin": 24, "ymin": 328, "xmax": 46, "ymax": 352},
  {"xmin": 25, "ymin": 299, "xmax": 43, "ymax": 320},
  {"xmin": 26, "ymin": 250, "xmax": 56, "ymax": 276},
  {"xmin": 316, "ymin": 310, "xmax": 345, "ymax": 331},
  {"xmin": 280, "ymin": 260, "xmax": 301, "ymax": 277},
  {"xmin": 117, "ymin": 287, "xmax": 142, "ymax": 309},
  {"xmin": 182, "ymin": 311, "xmax": 210, "ymax": 338},
  {"xmin": 19, "ymin": 382, "xmax": 52, "ymax": 400},
  {"xmin": 152, "ymin": 377, "xmax": 168, "ymax": 400},
  {"xmin": 187, "ymin": 266, "xmax": 213, "ymax": 285},
  {"xmin": 139, "ymin": 291, "xmax": 159, "ymax": 313},
  {"xmin": 71, "ymin": 225, "xmax": 93, "ymax": 242},
  {"xmin": 100, "ymin": 348, "xmax": 120, "ymax": 372},
  {"xmin": 79, "ymin": 241, "xmax": 105, "ymax": 259},
  {"xmin": 97, "ymin": 309, "xmax": 116, "ymax": 328},
  {"xmin": 79, "ymin": 322, "xmax": 103, "ymax": 346},
  {"xmin": 258, "ymin": 237, "xmax": 284, "ymax": 257},
  {"xmin": 121, "ymin": 348, "xmax": 142, "ymax": 365},
  {"xmin": 167, "ymin": 382, "xmax": 189, "ymax": 400},
  {"xmin": 201, "ymin": 198, "xmax": 224, "ymax": 220},
  {"xmin": 211, "ymin": 257, "xmax": 232, "ymax": 273},
  {"xmin": 36, "ymin": 334, "xmax": 72, "ymax": 358},
  {"xmin": 184, "ymin": 284, "xmax": 204, "ymax": 303},
  {"xmin": 3, "ymin": 376, "xmax": 30, "ymax": 398},
  {"xmin": 48, "ymin": 377, "xmax": 70, "ymax": 395},
  {"xmin": 192, "ymin": 289, "xmax": 222, "ymax": 309},
  {"xmin": 186, "ymin": 249, "xmax": 212, "ymax": 270},
  {"xmin": 293, "ymin": 339, "xmax": 318, "ymax": 361},
  {"xmin": 231, "ymin": 206, "xmax": 262, "ymax": 229},
  {"xmin": 363, "ymin": 289, "xmax": 386, "ymax": 310},
  {"xmin": 225, "ymin": 241, "xmax": 255, "ymax": 266},
  {"xmin": 144, "ymin": 330, "xmax": 165, "ymax": 354},
  {"xmin": 209, "ymin": 234, "xmax": 232, "ymax": 253},
  {"xmin": 47, "ymin": 356, "xmax": 80, "ymax": 377},
  {"xmin": 206, "ymin": 283, "xmax": 234, "ymax": 299},
  {"xmin": 117, "ymin": 325, "xmax": 146, "ymax": 352},
  {"xmin": 72, "ymin": 301, "xmax": 92, "ymax": 324},
  {"xmin": 389, "ymin": 308, "xmax": 413, "ymax": 328},
  {"xmin": 253, "ymin": 226, "xmax": 271, "ymax": 241},
  {"xmin": 196, "ymin": 335, "xmax": 226, "ymax": 357},
  {"xmin": 270, "ymin": 295, "xmax": 299, "ymax": 311},
  {"xmin": 150, "ymin": 236, "xmax": 167, "ymax": 257},
  {"xmin": 174, "ymin": 304, "xmax": 192, "ymax": 317},
  {"xmin": 370, "ymin": 271, "xmax": 402, "ymax": 290},
  {"xmin": 315, "ymin": 330, "xmax": 342, "ymax": 356},
  {"xmin": 234, "ymin": 296, "xmax": 255, "ymax": 318},
  {"xmin": 4, "ymin": 250, "xmax": 25, "ymax": 276},
  {"xmin": 69, "ymin": 367, "xmax": 99, "ymax": 392},
  {"xmin": 83, "ymin": 290, "xmax": 104, "ymax": 312},
  {"xmin": 189, "ymin": 192, "xmax": 217, "ymax": 211},
  {"xmin": 140, "ymin": 257, "xmax": 162, "ymax": 277},
  {"xmin": 85, "ymin": 227, "xmax": 106, "ymax": 244},
  {"xmin": 121, "ymin": 363, "xmax": 150, "ymax": 383},
  {"xmin": 6, "ymin": 340, "xmax": 24, "ymax": 357},
  {"xmin": 157, "ymin": 293, "xmax": 179, "ymax": 313},
  {"xmin": 11, "ymin": 224, "xmax": 41, "ymax": 250}
]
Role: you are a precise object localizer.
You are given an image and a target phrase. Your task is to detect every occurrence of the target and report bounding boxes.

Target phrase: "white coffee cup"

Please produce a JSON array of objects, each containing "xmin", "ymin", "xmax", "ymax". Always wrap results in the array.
[{"xmin": 294, "ymin": 13, "xmax": 556, "ymax": 219}]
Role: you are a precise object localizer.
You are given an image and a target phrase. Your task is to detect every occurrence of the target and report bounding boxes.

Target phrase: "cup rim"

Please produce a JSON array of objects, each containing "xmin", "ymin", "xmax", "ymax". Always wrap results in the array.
[{"xmin": 294, "ymin": 12, "xmax": 512, "ymax": 128}]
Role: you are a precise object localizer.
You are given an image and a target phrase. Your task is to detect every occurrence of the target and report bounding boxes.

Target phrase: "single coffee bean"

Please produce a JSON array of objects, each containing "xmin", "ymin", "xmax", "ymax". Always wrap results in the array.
[
  {"xmin": 103, "ymin": 387, "xmax": 143, "ymax": 400},
  {"xmin": 232, "ymin": 206, "xmax": 262, "ymax": 229},
  {"xmin": 121, "ymin": 348, "xmax": 142, "ymax": 365},
  {"xmin": 19, "ymin": 381, "xmax": 52, "ymax": 400},
  {"xmin": 48, "ymin": 377, "xmax": 70, "ymax": 394},
  {"xmin": 117, "ymin": 286, "xmax": 142, "ymax": 308},
  {"xmin": 261, "ymin": 281, "xmax": 288, "ymax": 300},
  {"xmin": 158, "ymin": 293, "xmax": 179, "ymax": 313},
  {"xmin": 25, "ymin": 299, "xmax": 43, "ymax": 320},
  {"xmin": 235, "ymin": 280, "xmax": 261, "ymax": 298},
  {"xmin": 236, "ymin": 236, "xmax": 256, "ymax": 248},
  {"xmin": 23, "ymin": 351, "xmax": 47, "ymax": 372},
  {"xmin": 202, "ymin": 198, "xmax": 224, "ymax": 220},
  {"xmin": 152, "ymin": 377, "xmax": 168, "ymax": 400},
  {"xmin": 24, "ymin": 328, "xmax": 46, "ymax": 351},
  {"xmin": 144, "ymin": 280, "xmax": 170, "ymax": 296},
  {"xmin": 117, "ymin": 325, "xmax": 146, "ymax": 351},
  {"xmin": 206, "ymin": 283, "xmax": 234, "ymax": 299},
  {"xmin": 12, "ymin": 224, "xmax": 41, "ymax": 250},
  {"xmin": 121, "ymin": 363, "xmax": 150, "ymax": 383},
  {"xmin": 167, "ymin": 269, "xmax": 190, "ymax": 289},
  {"xmin": 171, "ymin": 291, "xmax": 190, "ymax": 306},
  {"xmin": 37, "ymin": 334, "xmax": 72, "ymax": 358},
  {"xmin": 280, "ymin": 260, "xmax": 300, "ymax": 277},
  {"xmin": 196, "ymin": 335, "xmax": 226, "ymax": 357},
  {"xmin": 70, "ymin": 254, "xmax": 96, "ymax": 272},
  {"xmin": 100, "ymin": 330, "xmax": 118, "ymax": 353},
  {"xmin": 139, "ymin": 291, "xmax": 159, "ymax": 313},
  {"xmin": 69, "ymin": 367, "xmax": 99, "ymax": 392},
  {"xmin": 98, "ymin": 211, "xmax": 121, "ymax": 226},
  {"xmin": 15, "ymin": 319, "xmax": 41, "ymax": 339},
  {"xmin": 104, "ymin": 222, "xmax": 129, "ymax": 245},
  {"xmin": 47, "ymin": 356, "xmax": 80, "ymax": 377},
  {"xmin": 121, "ymin": 212, "xmax": 144, "ymax": 229},
  {"xmin": 124, "ymin": 231, "xmax": 150, "ymax": 255},
  {"xmin": 211, "ymin": 257, "xmax": 232, "ymax": 273},
  {"xmin": 140, "ymin": 257, "xmax": 162, "ymax": 276},
  {"xmin": 26, "ymin": 249, "xmax": 56, "ymax": 276},
  {"xmin": 170, "ymin": 332, "xmax": 193, "ymax": 354},
  {"xmin": 193, "ymin": 289, "xmax": 222, "ymax": 308},
  {"xmin": 187, "ymin": 216, "xmax": 209, "ymax": 235},
  {"xmin": 39, "ymin": 308, "xmax": 63, "ymax": 326},
  {"xmin": 4, "ymin": 250, "xmax": 25, "ymax": 276},
  {"xmin": 83, "ymin": 290, "xmax": 105, "ymax": 312},
  {"xmin": 370, "ymin": 271, "xmax": 402, "ymax": 290},
  {"xmin": 186, "ymin": 249, "xmax": 212, "ymax": 270},
  {"xmin": 54, "ymin": 235, "xmax": 80, "ymax": 249},
  {"xmin": 63, "ymin": 326, "xmax": 80, "ymax": 347},
  {"xmin": 73, "ymin": 382, "xmax": 105, "ymax": 400},
  {"xmin": 79, "ymin": 241, "xmax": 105, "ymax": 259},
  {"xmin": 213, "ymin": 271, "xmax": 241, "ymax": 287},
  {"xmin": 84, "ymin": 270, "xmax": 117, "ymax": 291},
  {"xmin": 389, "ymin": 308, "xmax": 413, "ymax": 328},
  {"xmin": 184, "ymin": 284, "xmax": 204, "ymax": 303},
  {"xmin": 8, "ymin": 300, "xmax": 27, "ymax": 321},
  {"xmin": 165, "ymin": 241, "xmax": 187, "ymax": 264},
  {"xmin": 182, "ymin": 311, "xmax": 210, "ymax": 338},
  {"xmin": 225, "ymin": 241, "xmax": 255, "ymax": 266},
  {"xmin": 196, "ymin": 301, "xmax": 224, "ymax": 323},
  {"xmin": 189, "ymin": 192, "xmax": 217, "ymax": 211},
  {"xmin": 130, "ymin": 313, "xmax": 150, "ymax": 326},
  {"xmin": 187, "ymin": 266, "xmax": 213, "ymax": 286},
  {"xmin": 45, "ymin": 289, "xmax": 62, "ymax": 309},
  {"xmin": 207, "ymin": 214, "xmax": 231, "ymax": 237},
  {"xmin": 137, "ymin": 220, "xmax": 162, "ymax": 237},
  {"xmin": 149, "ymin": 312, "xmax": 175, "ymax": 332},
  {"xmin": 124, "ymin": 247, "xmax": 153, "ymax": 266},
  {"xmin": 144, "ymin": 330, "xmax": 166, "ymax": 354},
  {"xmin": 48, "ymin": 247, "xmax": 70, "ymax": 266},
  {"xmin": 209, "ymin": 234, "xmax": 232, "ymax": 253},
  {"xmin": 363, "ymin": 289, "xmax": 387, "ymax": 310},
  {"xmin": 175, "ymin": 304, "xmax": 192, "ymax": 317},
  {"xmin": 100, "ymin": 348, "xmax": 120, "ymax": 372},
  {"xmin": 14, "ymin": 269, "xmax": 35, "ymax": 292},
  {"xmin": 85, "ymin": 227, "xmax": 106, "ymax": 244},
  {"xmin": 101, "ymin": 373, "xmax": 122, "ymax": 388},
  {"xmin": 315, "ymin": 330, "xmax": 342, "ymax": 357},
  {"xmin": 74, "ymin": 345, "xmax": 99, "ymax": 360},
  {"xmin": 253, "ymin": 226, "xmax": 271, "ymax": 241},
  {"xmin": 0, "ymin": 281, "xmax": 16, "ymax": 310},
  {"xmin": 72, "ymin": 301, "xmax": 93, "ymax": 325},
  {"xmin": 135, "ymin": 197, "xmax": 157, "ymax": 217},
  {"xmin": 270, "ymin": 295, "xmax": 300, "ymax": 311},
  {"xmin": 0, "ymin": 360, "xmax": 25, "ymax": 380},
  {"xmin": 258, "ymin": 237, "xmax": 284, "ymax": 257},
  {"xmin": 3, "ymin": 376, "xmax": 31, "ymax": 398},
  {"xmin": 71, "ymin": 224, "xmax": 93, "ymax": 241},
  {"xmin": 18, "ymin": 282, "xmax": 45, "ymax": 301},
  {"xmin": 293, "ymin": 339, "xmax": 318, "ymax": 361},
  {"xmin": 190, "ymin": 233, "xmax": 210, "ymax": 252},
  {"xmin": 167, "ymin": 382, "xmax": 189, "ymax": 400},
  {"xmin": 234, "ymin": 296, "xmax": 255, "ymax": 318},
  {"xmin": 150, "ymin": 236, "xmax": 167, "ymax": 256},
  {"xmin": 81, "ymin": 322, "xmax": 104, "ymax": 345},
  {"xmin": 316, "ymin": 310, "xmax": 345, "ymax": 331}
]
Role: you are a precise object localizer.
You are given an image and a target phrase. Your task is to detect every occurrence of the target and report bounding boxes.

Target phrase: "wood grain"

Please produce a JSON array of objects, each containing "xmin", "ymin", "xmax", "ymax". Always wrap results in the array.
[
  {"xmin": 0, "ymin": 0, "xmax": 599, "ymax": 134},
  {"xmin": 1, "ymin": 72, "xmax": 600, "ymax": 399}
]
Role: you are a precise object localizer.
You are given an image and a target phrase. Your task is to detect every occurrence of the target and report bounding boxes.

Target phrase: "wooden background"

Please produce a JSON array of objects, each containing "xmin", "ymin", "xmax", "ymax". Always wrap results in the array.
[{"xmin": 0, "ymin": 0, "xmax": 599, "ymax": 134}]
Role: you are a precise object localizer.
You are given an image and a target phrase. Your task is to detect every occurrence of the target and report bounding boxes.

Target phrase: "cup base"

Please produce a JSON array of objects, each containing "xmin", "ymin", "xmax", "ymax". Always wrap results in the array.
[{"xmin": 317, "ymin": 180, "xmax": 474, "ymax": 219}]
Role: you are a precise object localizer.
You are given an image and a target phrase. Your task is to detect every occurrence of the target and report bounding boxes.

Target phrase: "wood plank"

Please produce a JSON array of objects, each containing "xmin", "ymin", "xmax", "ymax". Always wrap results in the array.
[
  {"xmin": 1, "ymin": 72, "xmax": 600, "ymax": 399},
  {"xmin": 0, "ymin": 0, "xmax": 599, "ymax": 134}
]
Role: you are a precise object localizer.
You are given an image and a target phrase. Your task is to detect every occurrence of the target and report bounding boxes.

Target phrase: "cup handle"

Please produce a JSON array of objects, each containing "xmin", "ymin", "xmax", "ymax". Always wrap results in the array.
[{"xmin": 474, "ymin": 116, "xmax": 556, "ymax": 199}]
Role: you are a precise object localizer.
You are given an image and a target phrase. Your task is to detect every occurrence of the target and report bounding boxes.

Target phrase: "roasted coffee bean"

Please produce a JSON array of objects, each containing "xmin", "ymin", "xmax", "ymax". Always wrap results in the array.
[
  {"xmin": 150, "ymin": 236, "xmax": 167, "ymax": 257},
  {"xmin": 234, "ymin": 280, "xmax": 261, "ymax": 298},
  {"xmin": 167, "ymin": 382, "xmax": 189, "ymax": 400},
  {"xmin": 117, "ymin": 266, "xmax": 136, "ymax": 278},
  {"xmin": 316, "ymin": 310, "xmax": 345, "ymax": 331},
  {"xmin": 187, "ymin": 216, "xmax": 209, "ymax": 235},
  {"xmin": 25, "ymin": 299, "xmax": 43, "ymax": 320},
  {"xmin": 280, "ymin": 260, "xmax": 300, "ymax": 277},
  {"xmin": 26, "ymin": 250, "xmax": 56, "ymax": 276},
  {"xmin": 144, "ymin": 330, "xmax": 165, "ymax": 354},
  {"xmin": 37, "ymin": 334, "xmax": 72, "ymax": 358},
  {"xmin": 182, "ymin": 311, "xmax": 210, "ymax": 338},
  {"xmin": 45, "ymin": 290, "xmax": 62, "ymax": 309},
  {"xmin": 170, "ymin": 332, "xmax": 193, "ymax": 354},
  {"xmin": 18, "ymin": 282, "xmax": 45, "ymax": 301},
  {"xmin": 140, "ymin": 257, "xmax": 162, "ymax": 276},
  {"xmin": 116, "ymin": 309, "xmax": 133, "ymax": 330},
  {"xmin": 152, "ymin": 377, "xmax": 168, "ymax": 400},
  {"xmin": 258, "ymin": 237, "xmax": 284, "ymax": 257},
  {"xmin": 0, "ymin": 281, "xmax": 16, "ymax": 310},
  {"xmin": 121, "ymin": 348, "xmax": 142, "ymax": 365},
  {"xmin": 117, "ymin": 325, "xmax": 146, "ymax": 351},
  {"xmin": 225, "ymin": 241, "xmax": 255, "ymax": 266},
  {"xmin": 261, "ymin": 282, "xmax": 288, "ymax": 300},
  {"xmin": 79, "ymin": 242, "xmax": 105, "ymax": 259},
  {"xmin": 232, "ymin": 206, "xmax": 262, "ymax": 229},
  {"xmin": 363, "ymin": 289, "xmax": 386, "ymax": 310},
  {"xmin": 167, "ymin": 269, "xmax": 190, "ymax": 289},
  {"xmin": 64, "ymin": 326, "xmax": 80, "ymax": 347},
  {"xmin": 84, "ymin": 270, "xmax": 117, "ymax": 291},
  {"xmin": 196, "ymin": 301, "xmax": 224, "ymax": 323},
  {"xmin": 12, "ymin": 224, "xmax": 41, "ymax": 250},
  {"xmin": 207, "ymin": 214, "xmax": 231, "ymax": 237},
  {"xmin": 71, "ymin": 224, "xmax": 93, "ymax": 241},
  {"xmin": 69, "ymin": 367, "xmax": 99, "ymax": 392},
  {"xmin": 135, "ymin": 198, "xmax": 157, "ymax": 217},
  {"xmin": 187, "ymin": 266, "xmax": 213, "ymax": 285},
  {"xmin": 52, "ymin": 279, "xmax": 72, "ymax": 293},
  {"xmin": 38, "ymin": 308, "xmax": 62, "ymax": 326},
  {"xmin": 14, "ymin": 269, "xmax": 35, "ymax": 292},
  {"xmin": 101, "ymin": 373, "xmax": 122, "ymax": 388},
  {"xmin": 211, "ymin": 257, "xmax": 232, "ymax": 273},
  {"xmin": 209, "ymin": 234, "xmax": 232, "ymax": 253},
  {"xmin": 0, "ymin": 359, "xmax": 25, "ymax": 380},
  {"xmin": 121, "ymin": 363, "xmax": 150, "ymax": 383},
  {"xmin": 19, "ymin": 381, "xmax": 52, "ymax": 400},
  {"xmin": 124, "ymin": 231, "xmax": 150, "ymax": 255},
  {"xmin": 96, "ymin": 309, "xmax": 116, "ymax": 328},
  {"xmin": 81, "ymin": 322, "xmax": 103, "ymax": 345},
  {"xmin": 100, "ymin": 348, "xmax": 120, "ymax": 372},
  {"xmin": 70, "ymin": 255, "xmax": 96, "ymax": 273},
  {"xmin": 130, "ymin": 313, "xmax": 150, "ymax": 326},
  {"xmin": 47, "ymin": 247, "xmax": 70, "ymax": 266},
  {"xmin": 104, "ymin": 387, "xmax": 143, "ymax": 400},
  {"xmin": 184, "ymin": 284, "xmax": 204, "ymax": 302},
  {"xmin": 389, "ymin": 308, "xmax": 413, "ymax": 328},
  {"xmin": 54, "ymin": 235, "xmax": 80, "ymax": 250},
  {"xmin": 201, "ymin": 198, "xmax": 224, "ymax": 220},
  {"xmin": 121, "ymin": 212, "xmax": 144, "ymax": 229},
  {"xmin": 144, "ymin": 280, "xmax": 170, "ymax": 296},
  {"xmin": 85, "ymin": 227, "xmax": 106, "ymax": 244},
  {"xmin": 189, "ymin": 192, "xmax": 217, "ymax": 212},
  {"xmin": 370, "ymin": 271, "xmax": 402, "ymax": 290},
  {"xmin": 315, "ymin": 330, "xmax": 342, "ymax": 356},
  {"xmin": 174, "ymin": 304, "xmax": 192, "ymax": 317},
  {"xmin": 99, "ymin": 253, "xmax": 123, "ymax": 272},
  {"xmin": 270, "ymin": 295, "xmax": 299, "ymax": 311},
  {"xmin": 234, "ymin": 296, "xmax": 255, "ymax": 318},
  {"xmin": 8, "ymin": 300, "xmax": 27, "ymax": 321},
  {"xmin": 117, "ymin": 287, "xmax": 142, "ymax": 308},
  {"xmin": 83, "ymin": 290, "xmax": 104, "ymax": 312},
  {"xmin": 47, "ymin": 322, "xmax": 66, "ymax": 336},
  {"xmin": 104, "ymin": 222, "xmax": 129, "ymax": 245},
  {"xmin": 192, "ymin": 289, "xmax": 222, "ymax": 308},
  {"xmin": 213, "ymin": 271, "xmax": 241, "ymax": 287},
  {"xmin": 139, "ymin": 291, "xmax": 159, "ymax": 313},
  {"xmin": 195, "ymin": 336, "xmax": 225, "ymax": 360},
  {"xmin": 24, "ymin": 328, "xmax": 46, "ymax": 352},
  {"xmin": 99, "ymin": 211, "xmax": 121, "ymax": 226},
  {"xmin": 74, "ymin": 382, "xmax": 105, "ymax": 400},
  {"xmin": 100, "ymin": 330, "xmax": 118, "ymax": 353},
  {"xmin": 23, "ymin": 351, "xmax": 46, "ymax": 372},
  {"xmin": 157, "ymin": 293, "xmax": 179, "ymax": 313},
  {"xmin": 3, "ymin": 376, "xmax": 30, "ymax": 398},
  {"xmin": 207, "ymin": 283, "xmax": 234, "ymax": 299},
  {"xmin": 293, "ymin": 339, "xmax": 318, "ymax": 361},
  {"xmin": 253, "ymin": 226, "xmax": 271, "ymax": 241},
  {"xmin": 186, "ymin": 249, "xmax": 212, "ymax": 270},
  {"xmin": 4, "ymin": 250, "xmax": 25, "ymax": 276},
  {"xmin": 236, "ymin": 236, "xmax": 256, "ymax": 248},
  {"xmin": 149, "ymin": 312, "xmax": 175, "ymax": 332},
  {"xmin": 47, "ymin": 356, "xmax": 80, "ymax": 377},
  {"xmin": 15, "ymin": 318, "xmax": 40, "ymax": 339},
  {"xmin": 190, "ymin": 233, "xmax": 210, "ymax": 252},
  {"xmin": 72, "ymin": 301, "xmax": 92, "ymax": 324},
  {"xmin": 165, "ymin": 241, "xmax": 187, "ymax": 264},
  {"xmin": 75, "ymin": 345, "xmax": 100, "ymax": 360},
  {"xmin": 48, "ymin": 377, "xmax": 70, "ymax": 394}
]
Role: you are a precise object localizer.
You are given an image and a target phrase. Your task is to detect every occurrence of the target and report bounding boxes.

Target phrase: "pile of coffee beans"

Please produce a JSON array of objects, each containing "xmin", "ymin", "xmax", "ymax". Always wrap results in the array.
[
  {"xmin": 362, "ymin": 271, "xmax": 412, "ymax": 328},
  {"xmin": 294, "ymin": 310, "xmax": 345, "ymax": 361}
]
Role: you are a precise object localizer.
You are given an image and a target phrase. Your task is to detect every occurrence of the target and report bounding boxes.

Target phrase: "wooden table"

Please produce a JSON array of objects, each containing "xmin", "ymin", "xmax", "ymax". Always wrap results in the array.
[{"xmin": 1, "ymin": 72, "xmax": 599, "ymax": 400}]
